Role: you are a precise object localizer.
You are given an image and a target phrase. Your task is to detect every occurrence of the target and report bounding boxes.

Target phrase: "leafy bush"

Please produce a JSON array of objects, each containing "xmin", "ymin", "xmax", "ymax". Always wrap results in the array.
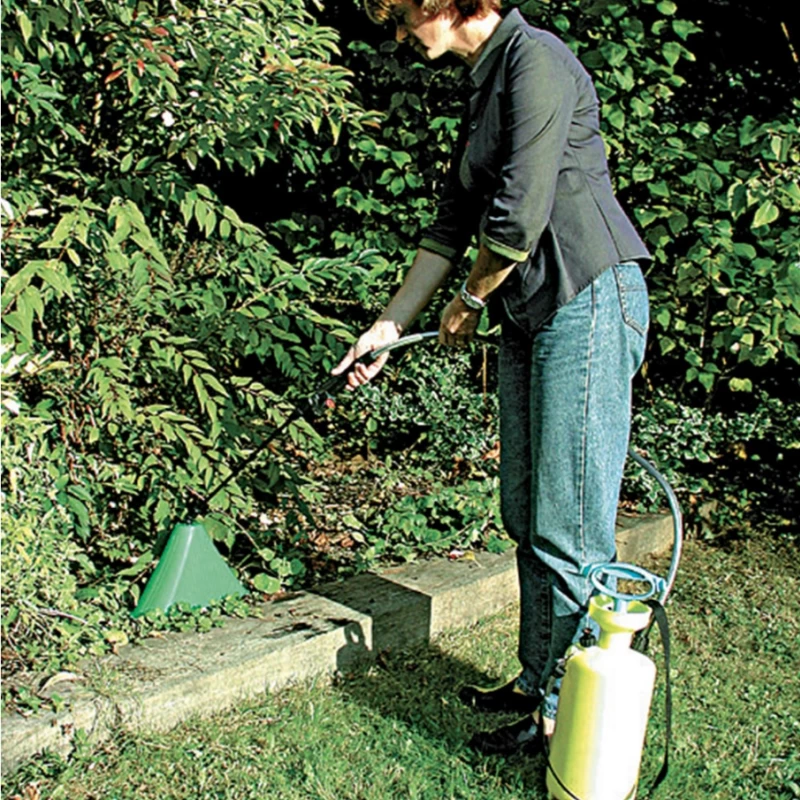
[
  {"xmin": 625, "ymin": 387, "xmax": 800, "ymax": 538},
  {"xmin": 366, "ymin": 480, "xmax": 506, "ymax": 562},
  {"xmin": 345, "ymin": 346, "xmax": 498, "ymax": 464},
  {"xmin": 638, "ymin": 110, "xmax": 800, "ymax": 393},
  {"xmin": 1, "ymin": 0, "xmax": 382, "ymax": 673}
]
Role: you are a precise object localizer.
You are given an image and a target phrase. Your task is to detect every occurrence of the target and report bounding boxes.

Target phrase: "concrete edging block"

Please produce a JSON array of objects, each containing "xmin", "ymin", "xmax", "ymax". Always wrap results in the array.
[{"xmin": 1, "ymin": 592, "xmax": 371, "ymax": 775}]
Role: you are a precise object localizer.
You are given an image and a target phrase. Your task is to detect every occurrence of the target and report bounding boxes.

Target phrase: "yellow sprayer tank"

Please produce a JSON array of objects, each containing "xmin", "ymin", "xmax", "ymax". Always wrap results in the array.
[{"xmin": 546, "ymin": 594, "xmax": 655, "ymax": 800}]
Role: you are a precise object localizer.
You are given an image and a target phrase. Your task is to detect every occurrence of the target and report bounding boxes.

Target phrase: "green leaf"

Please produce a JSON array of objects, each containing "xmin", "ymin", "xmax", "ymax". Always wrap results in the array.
[
  {"xmin": 672, "ymin": 19, "xmax": 702, "ymax": 40},
  {"xmin": 786, "ymin": 313, "xmax": 800, "ymax": 335},
  {"xmin": 39, "ymin": 266, "xmax": 74, "ymax": 298},
  {"xmin": 662, "ymin": 41, "xmax": 682, "ymax": 67},
  {"xmin": 634, "ymin": 208, "xmax": 658, "ymax": 227},
  {"xmin": 202, "ymin": 373, "xmax": 228, "ymax": 396},
  {"xmin": 732, "ymin": 242, "xmax": 757, "ymax": 259},
  {"xmin": 606, "ymin": 107, "xmax": 625, "ymax": 130},
  {"xmin": 390, "ymin": 151, "xmax": 411, "ymax": 168},
  {"xmin": 581, "ymin": 49, "xmax": 604, "ymax": 69},
  {"xmin": 647, "ymin": 181, "xmax": 670, "ymax": 199},
  {"xmin": 752, "ymin": 200, "xmax": 779, "ymax": 228},
  {"xmin": 17, "ymin": 11, "xmax": 33, "ymax": 44},
  {"xmin": 552, "ymin": 14, "xmax": 570, "ymax": 32},
  {"xmin": 668, "ymin": 212, "xmax": 689, "ymax": 235},
  {"xmin": 698, "ymin": 371, "xmax": 716, "ymax": 391},
  {"xmin": 770, "ymin": 135, "xmax": 786, "ymax": 161},
  {"xmin": 253, "ymin": 573, "xmax": 281, "ymax": 594},
  {"xmin": 204, "ymin": 209, "xmax": 217, "ymax": 238},
  {"xmin": 47, "ymin": 213, "xmax": 76, "ymax": 246},
  {"xmin": 599, "ymin": 41, "xmax": 629, "ymax": 68},
  {"xmin": 685, "ymin": 350, "xmax": 703, "ymax": 368}
]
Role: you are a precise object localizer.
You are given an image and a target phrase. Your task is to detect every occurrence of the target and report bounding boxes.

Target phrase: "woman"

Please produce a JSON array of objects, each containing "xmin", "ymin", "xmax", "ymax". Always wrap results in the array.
[{"xmin": 333, "ymin": 0, "xmax": 650, "ymax": 755}]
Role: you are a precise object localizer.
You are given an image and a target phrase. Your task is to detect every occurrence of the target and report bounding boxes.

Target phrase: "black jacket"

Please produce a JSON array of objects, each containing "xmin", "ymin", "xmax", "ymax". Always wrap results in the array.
[{"xmin": 419, "ymin": 9, "xmax": 650, "ymax": 333}]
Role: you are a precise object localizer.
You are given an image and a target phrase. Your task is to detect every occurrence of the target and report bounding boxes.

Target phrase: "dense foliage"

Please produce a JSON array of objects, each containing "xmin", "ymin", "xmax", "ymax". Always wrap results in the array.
[
  {"xmin": 2, "ymin": 0, "xmax": 798, "ymax": 679},
  {"xmin": 1, "ymin": 0, "xmax": 387, "ymax": 674}
]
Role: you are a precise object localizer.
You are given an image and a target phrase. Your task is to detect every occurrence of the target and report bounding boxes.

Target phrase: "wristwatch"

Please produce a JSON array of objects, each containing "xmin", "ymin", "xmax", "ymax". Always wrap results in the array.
[{"xmin": 460, "ymin": 281, "xmax": 486, "ymax": 311}]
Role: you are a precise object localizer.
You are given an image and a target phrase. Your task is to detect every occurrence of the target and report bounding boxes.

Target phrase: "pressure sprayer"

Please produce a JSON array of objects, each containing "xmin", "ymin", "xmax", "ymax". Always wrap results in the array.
[{"xmin": 545, "ymin": 451, "xmax": 683, "ymax": 800}]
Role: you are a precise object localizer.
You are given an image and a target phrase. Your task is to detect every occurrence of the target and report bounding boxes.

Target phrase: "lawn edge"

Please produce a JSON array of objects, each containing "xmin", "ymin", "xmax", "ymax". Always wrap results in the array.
[{"xmin": 0, "ymin": 512, "xmax": 672, "ymax": 777}]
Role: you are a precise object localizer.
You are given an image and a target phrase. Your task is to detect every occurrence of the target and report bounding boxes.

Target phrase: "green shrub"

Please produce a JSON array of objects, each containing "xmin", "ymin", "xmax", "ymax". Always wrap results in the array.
[
  {"xmin": 346, "ymin": 345, "xmax": 499, "ymax": 464},
  {"xmin": 625, "ymin": 388, "xmax": 800, "ymax": 537},
  {"xmin": 366, "ymin": 480, "xmax": 506, "ymax": 563},
  {"xmin": 1, "ymin": 0, "xmax": 381, "ymax": 673}
]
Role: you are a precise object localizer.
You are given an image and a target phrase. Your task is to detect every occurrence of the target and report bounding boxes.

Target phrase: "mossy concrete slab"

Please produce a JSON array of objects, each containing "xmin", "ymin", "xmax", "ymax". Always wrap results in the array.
[
  {"xmin": 1, "ymin": 592, "xmax": 371, "ymax": 775},
  {"xmin": 379, "ymin": 549, "xmax": 520, "ymax": 640},
  {"xmin": 315, "ymin": 549, "xmax": 518, "ymax": 655},
  {"xmin": 615, "ymin": 512, "xmax": 674, "ymax": 562}
]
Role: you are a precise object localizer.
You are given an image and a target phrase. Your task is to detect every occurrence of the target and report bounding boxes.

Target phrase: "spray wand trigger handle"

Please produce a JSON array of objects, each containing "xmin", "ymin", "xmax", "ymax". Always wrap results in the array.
[
  {"xmin": 312, "ymin": 332, "xmax": 440, "ymax": 416},
  {"xmin": 310, "ymin": 350, "xmax": 379, "ymax": 415}
]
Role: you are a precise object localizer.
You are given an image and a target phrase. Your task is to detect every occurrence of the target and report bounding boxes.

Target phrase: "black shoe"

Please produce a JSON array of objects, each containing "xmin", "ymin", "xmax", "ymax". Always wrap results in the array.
[
  {"xmin": 458, "ymin": 677, "xmax": 540, "ymax": 714},
  {"xmin": 467, "ymin": 714, "xmax": 543, "ymax": 756}
]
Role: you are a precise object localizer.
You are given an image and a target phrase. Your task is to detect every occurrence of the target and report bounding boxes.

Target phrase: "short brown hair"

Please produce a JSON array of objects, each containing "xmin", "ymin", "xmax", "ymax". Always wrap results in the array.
[{"xmin": 364, "ymin": 0, "xmax": 501, "ymax": 25}]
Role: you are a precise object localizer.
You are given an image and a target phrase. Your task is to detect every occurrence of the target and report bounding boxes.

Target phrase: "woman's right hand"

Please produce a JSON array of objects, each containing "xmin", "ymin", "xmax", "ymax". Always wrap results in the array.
[{"xmin": 331, "ymin": 320, "xmax": 401, "ymax": 390}]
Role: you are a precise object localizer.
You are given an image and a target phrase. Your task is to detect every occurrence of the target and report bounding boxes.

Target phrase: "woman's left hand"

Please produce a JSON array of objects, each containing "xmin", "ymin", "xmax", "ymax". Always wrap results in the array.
[{"xmin": 439, "ymin": 294, "xmax": 481, "ymax": 347}]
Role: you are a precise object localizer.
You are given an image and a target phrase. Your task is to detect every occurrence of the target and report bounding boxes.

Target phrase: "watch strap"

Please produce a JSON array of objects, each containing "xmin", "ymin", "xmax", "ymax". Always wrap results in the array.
[{"xmin": 460, "ymin": 281, "xmax": 486, "ymax": 310}]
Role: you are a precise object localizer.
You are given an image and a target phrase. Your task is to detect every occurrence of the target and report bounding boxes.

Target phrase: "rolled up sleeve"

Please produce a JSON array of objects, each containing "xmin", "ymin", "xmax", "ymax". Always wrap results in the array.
[{"xmin": 481, "ymin": 40, "xmax": 577, "ymax": 263}]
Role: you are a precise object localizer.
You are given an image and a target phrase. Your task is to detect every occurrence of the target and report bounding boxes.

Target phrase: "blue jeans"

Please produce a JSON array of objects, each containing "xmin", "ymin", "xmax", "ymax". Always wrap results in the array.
[{"xmin": 498, "ymin": 263, "xmax": 649, "ymax": 705}]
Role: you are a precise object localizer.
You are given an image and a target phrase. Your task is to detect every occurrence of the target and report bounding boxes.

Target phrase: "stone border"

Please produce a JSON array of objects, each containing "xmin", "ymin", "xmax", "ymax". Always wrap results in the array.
[{"xmin": 1, "ymin": 513, "xmax": 672, "ymax": 776}]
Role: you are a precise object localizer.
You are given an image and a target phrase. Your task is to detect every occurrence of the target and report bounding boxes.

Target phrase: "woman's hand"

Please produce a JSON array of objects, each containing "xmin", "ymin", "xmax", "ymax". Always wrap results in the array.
[
  {"xmin": 439, "ymin": 294, "xmax": 481, "ymax": 347},
  {"xmin": 331, "ymin": 320, "xmax": 401, "ymax": 390}
]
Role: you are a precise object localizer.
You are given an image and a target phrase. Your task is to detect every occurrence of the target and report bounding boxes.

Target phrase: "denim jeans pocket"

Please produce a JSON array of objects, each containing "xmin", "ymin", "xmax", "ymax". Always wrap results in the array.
[{"xmin": 613, "ymin": 262, "xmax": 649, "ymax": 336}]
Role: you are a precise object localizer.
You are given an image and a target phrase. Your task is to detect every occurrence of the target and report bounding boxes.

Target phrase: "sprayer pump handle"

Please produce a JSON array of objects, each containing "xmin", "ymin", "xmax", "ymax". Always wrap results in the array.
[{"xmin": 583, "ymin": 562, "xmax": 666, "ymax": 606}]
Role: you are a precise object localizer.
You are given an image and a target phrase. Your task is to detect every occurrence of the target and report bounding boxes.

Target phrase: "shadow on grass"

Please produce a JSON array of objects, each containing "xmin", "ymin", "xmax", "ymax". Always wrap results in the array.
[{"xmin": 318, "ymin": 571, "xmax": 551, "ymax": 797}]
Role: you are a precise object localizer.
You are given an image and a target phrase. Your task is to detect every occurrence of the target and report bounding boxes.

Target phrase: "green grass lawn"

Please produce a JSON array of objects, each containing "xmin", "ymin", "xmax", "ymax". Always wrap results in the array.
[{"xmin": 5, "ymin": 535, "xmax": 799, "ymax": 800}]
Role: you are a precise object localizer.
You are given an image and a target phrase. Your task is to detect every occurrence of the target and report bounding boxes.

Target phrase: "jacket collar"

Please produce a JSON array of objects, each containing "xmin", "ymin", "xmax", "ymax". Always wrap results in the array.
[{"xmin": 469, "ymin": 9, "xmax": 526, "ymax": 87}]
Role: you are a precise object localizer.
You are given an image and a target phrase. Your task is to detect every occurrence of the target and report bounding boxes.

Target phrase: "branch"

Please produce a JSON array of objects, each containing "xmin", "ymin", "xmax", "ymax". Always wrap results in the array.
[
  {"xmin": 22, "ymin": 599, "xmax": 89, "ymax": 625},
  {"xmin": 781, "ymin": 21, "xmax": 799, "ymax": 65}
]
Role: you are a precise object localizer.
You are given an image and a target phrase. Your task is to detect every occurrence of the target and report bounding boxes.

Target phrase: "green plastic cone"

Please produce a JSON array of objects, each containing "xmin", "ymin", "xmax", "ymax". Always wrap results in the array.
[{"xmin": 131, "ymin": 522, "xmax": 247, "ymax": 618}]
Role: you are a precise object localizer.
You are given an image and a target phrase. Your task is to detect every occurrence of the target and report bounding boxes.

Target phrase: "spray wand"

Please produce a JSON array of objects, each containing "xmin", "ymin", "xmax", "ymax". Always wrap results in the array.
[{"xmin": 187, "ymin": 331, "xmax": 441, "ymax": 519}]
